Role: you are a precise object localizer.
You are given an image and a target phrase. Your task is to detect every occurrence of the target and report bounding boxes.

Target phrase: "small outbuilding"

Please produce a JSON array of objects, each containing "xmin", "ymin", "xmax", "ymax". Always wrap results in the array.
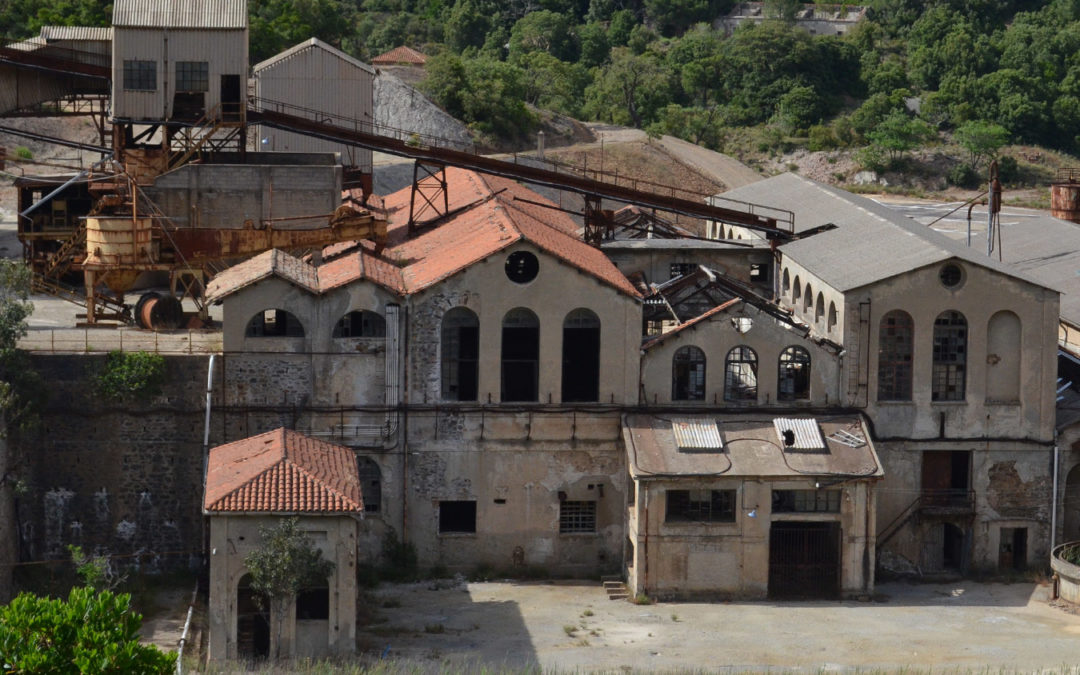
[
  {"xmin": 370, "ymin": 45, "xmax": 426, "ymax": 67},
  {"xmin": 205, "ymin": 428, "xmax": 363, "ymax": 661}
]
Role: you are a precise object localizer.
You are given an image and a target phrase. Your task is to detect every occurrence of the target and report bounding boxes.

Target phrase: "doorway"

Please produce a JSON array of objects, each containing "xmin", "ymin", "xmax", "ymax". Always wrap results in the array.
[
  {"xmin": 768, "ymin": 522, "xmax": 841, "ymax": 599},
  {"xmin": 999, "ymin": 527, "xmax": 1028, "ymax": 571},
  {"xmin": 221, "ymin": 74, "xmax": 242, "ymax": 121},
  {"xmin": 236, "ymin": 575, "xmax": 270, "ymax": 660}
]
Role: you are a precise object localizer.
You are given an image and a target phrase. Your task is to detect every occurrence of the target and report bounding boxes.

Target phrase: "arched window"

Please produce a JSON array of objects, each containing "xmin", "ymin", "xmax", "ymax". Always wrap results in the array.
[
  {"xmin": 245, "ymin": 309, "xmax": 304, "ymax": 337},
  {"xmin": 815, "ymin": 293, "xmax": 825, "ymax": 323},
  {"xmin": 356, "ymin": 457, "xmax": 382, "ymax": 514},
  {"xmin": 778, "ymin": 346, "xmax": 811, "ymax": 401},
  {"xmin": 878, "ymin": 310, "xmax": 913, "ymax": 401},
  {"xmin": 332, "ymin": 310, "xmax": 385, "ymax": 338},
  {"xmin": 828, "ymin": 302, "xmax": 838, "ymax": 331},
  {"xmin": 502, "ymin": 308, "xmax": 539, "ymax": 402},
  {"xmin": 724, "ymin": 346, "xmax": 758, "ymax": 402},
  {"xmin": 803, "ymin": 284, "xmax": 813, "ymax": 312},
  {"xmin": 986, "ymin": 310, "xmax": 1021, "ymax": 402},
  {"xmin": 932, "ymin": 310, "xmax": 967, "ymax": 401},
  {"xmin": 782, "ymin": 268, "xmax": 791, "ymax": 297},
  {"xmin": 792, "ymin": 276, "xmax": 801, "ymax": 303},
  {"xmin": 562, "ymin": 308, "xmax": 600, "ymax": 403},
  {"xmin": 441, "ymin": 307, "xmax": 479, "ymax": 401},
  {"xmin": 672, "ymin": 346, "xmax": 706, "ymax": 401}
]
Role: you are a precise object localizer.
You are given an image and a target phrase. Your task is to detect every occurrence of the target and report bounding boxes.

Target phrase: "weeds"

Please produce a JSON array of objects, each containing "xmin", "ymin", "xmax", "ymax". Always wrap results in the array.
[
  {"xmin": 671, "ymin": 613, "xmax": 680, "ymax": 622},
  {"xmin": 632, "ymin": 593, "xmax": 653, "ymax": 605},
  {"xmin": 562, "ymin": 624, "xmax": 576, "ymax": 636},
  {"xmin": 582, "ymin": 609, "xmax": 594, "ymax": 617}
]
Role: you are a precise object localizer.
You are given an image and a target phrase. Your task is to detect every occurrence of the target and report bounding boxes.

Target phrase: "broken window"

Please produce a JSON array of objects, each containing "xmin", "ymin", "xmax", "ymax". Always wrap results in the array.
[
  {"xmin": 815, "ymin": 293, "xmax": 825, "ymax": 323},
  {"xmin": 562, "ymin": 308, "xmax": 600, "ymax": 403},
  {"xmin": 665, "ymin": 489, "xmax": 735, "ymax": 523},
  {"xmin": 123, "ymin": 59, "xmax": 156, "ymax": 91},
  {"xmin": 441, "ymin": 307, "xmax": 479, "ymax": 401},
  {"xmin": 296, "ymin": 586, "xmax": 329, "ymax": 620},
  {"xmin": 778, "ymin": 346, "xmax": 811, "ymax": 401},
  {"xmin": 828, "ymin": 301, "xmax": 838, "ymax": 331},
  {"xmin": 501, "ymin": 308, "xmax": 539, "ymax": 402},
  {"xmin": 245, "ymin": 309, "xmax": 304, "ymax": 337},
  {"xmin": 669, "ymin": 262, "xmax": 696, "ymax": 279},
  {"xmin": 332, "ymin": 310, "xmax": 385, "ymax": 338},
  {"xmin": 782, "ymin": 268, "xmax": 791, "ymax": 296},
  {"xmin": 932, "ymin": 310, "xmax": 967, "ymax": 401},
  {"xmin": 672, "ymin": 345, "xmax": 706, "ymax": 401},
  {"xmin": 772, "ymin": 490, "xmax": 841, "ymax": 513},
  {"xmin": 438, "ymin": 500, "xmax": 477, "ymax": 533},
  {"xmin": 559, "ymin": 500, "xmax": 597, "ymax": 533},
  {"xmin": 356, "ymin": 457, "xmax": 381, "ymax": 514},
  {"xmin": 792, "ymin": 276, "xmax": 801, "ymax": 304},
  {"xmin": 724, "ymin": 345, "xmax": 758, "ymax": 402},
  {"xmin": 878, "ymin": 310, "xmax": 913, "ymax": 401},
  {"xmin": 750, "ymin": 263, "xmax": 769, "ymax": 286}
]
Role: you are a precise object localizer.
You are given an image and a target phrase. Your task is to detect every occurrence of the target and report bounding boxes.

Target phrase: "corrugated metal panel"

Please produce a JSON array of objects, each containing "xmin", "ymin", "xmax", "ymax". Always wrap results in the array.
[
  {"xmin": 113, "ymin": 0, "xmax": 247, "ymax": 28},
  {"xmin": 253, "ymin": 39, "xmax": 373, "ymax": 171},
  {"xmin": 0, "ymin": 61, "xmax": 70, "ymax": 114},
  {"xmin": 773, "ymin": 417, "xmax": 825, "ymax": 451},
  {"xmin": 40, "ymin": 26, "xmax": 112, "ymax": 41},
  {"xmin": 672, "ymin": 418, "xmax": 723, "ymax": 450}
]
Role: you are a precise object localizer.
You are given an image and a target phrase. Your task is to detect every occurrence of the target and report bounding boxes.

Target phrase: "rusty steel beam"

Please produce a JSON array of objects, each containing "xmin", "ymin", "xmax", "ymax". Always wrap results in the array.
[{"xmin": 248, "ymin": 107, "xmax": 793, "ymax": 238}]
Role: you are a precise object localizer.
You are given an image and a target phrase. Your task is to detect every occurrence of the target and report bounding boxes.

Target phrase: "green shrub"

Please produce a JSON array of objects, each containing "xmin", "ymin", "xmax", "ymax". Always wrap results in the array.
[
  {"xmin": 96, "ymin": 350, "xmax": 166, "ymax": 401},
  {"xmin": 997, "ymin": 155, "xmax": 1020, "ymax": 184},
  {"xmin": 14, "ymin": 146, "xmax": 32, "ymax": 160},
  {"xmin": 948, "ymin": 163, "xmax": 981, "ymax": 189},
  {"xmin": 807, "ymin": 124, "xmax": 840, "ymax": 151}
]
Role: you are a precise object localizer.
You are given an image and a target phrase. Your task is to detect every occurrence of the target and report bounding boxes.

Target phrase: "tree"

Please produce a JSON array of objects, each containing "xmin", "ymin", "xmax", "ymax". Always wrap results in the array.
[
  {"xmin": 584, "ymin": 47, "xmax": 674, "ymax": 128},
  {"xmin": 508, "ymin": 10, "xmax": 579, "ymax": 62},
  {"xmin": 446, "ymin": 0, "xmax": 491, "ymax": 53},
  {"xmin": 244, "ymin": 518, "xmax": 335, "ymax": 660},
  {"xmin": 954, "ymin": 120, "xmax": 1010, "ymax": 168},
  {"xmin": 0, "ymin": 586, "xmax": 175, "ymax": 673},
  {"xmin": 866, "ymin": 109, "xmax": 935, "ymax": 162},
  {"xmin": 763, "ymin": 0, "xmax": 800, "ymax": 22}
]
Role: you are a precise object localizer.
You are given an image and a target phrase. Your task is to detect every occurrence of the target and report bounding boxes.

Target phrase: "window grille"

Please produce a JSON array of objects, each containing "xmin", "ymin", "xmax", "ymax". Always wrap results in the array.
[
  {"xmin": 559, "ymin": 500, "xmax": 597, "ymax": 533},
  {"xmin": 123, "ymin": 60, "xmax": 156, "ymax": 91}
]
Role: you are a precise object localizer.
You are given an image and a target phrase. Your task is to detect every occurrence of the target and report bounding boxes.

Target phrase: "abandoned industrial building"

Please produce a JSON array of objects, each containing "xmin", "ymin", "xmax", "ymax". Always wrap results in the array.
[{"xmin": 4, "ymin": 0, "xmax": 1080, "ymax": 664}]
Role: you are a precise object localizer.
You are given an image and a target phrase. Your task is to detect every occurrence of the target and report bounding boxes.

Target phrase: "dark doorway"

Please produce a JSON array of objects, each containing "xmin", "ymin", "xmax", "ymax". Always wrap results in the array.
[
  {"xmin": 221, "ymin": 74, "xmax": 242, "ymax": 120},
  {"xmin": 921, "ymin": 451, "xmax": 971, "ymax": 507},
  {"xmin": 236, "ymin": 575, "xmax": 270, "ymax": 660},
  {"xmin": 561, "ymin": 309, "xmax": 600, "ymax": 402},
  {"xmin": 999, "ymin": 527, "xmax": 1027, "ymax": 571},
  {"xmin": 172, "ymin": 92, "xmax": 205, "ymax": 120},
  {"xmin": 768, "ymin": 522, "xmax": 841, "ymax": 599},
  {"xmin": 943, "ymin": 523, "xmax": 966, "ymax": 570},
  {"xmin": 501, "ymin": 308, "xmax": 539, "ymax": 402}
]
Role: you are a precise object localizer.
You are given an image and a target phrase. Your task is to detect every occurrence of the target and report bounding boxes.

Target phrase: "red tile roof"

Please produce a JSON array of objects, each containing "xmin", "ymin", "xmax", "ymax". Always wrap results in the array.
[
  {"xmin": 642, "ymin": 298, "xmax": 742, "ymax": 349},
  {"xmin": 371, "ymin": 45, "xmax": 427, "ymax": 65},
  {"xmin": 206, "ymin": 249, "xmax": 319, "ymax": 303},
  {"xmin": 204, "ymin": 428, "xmax": 363, "ymax": 514}
]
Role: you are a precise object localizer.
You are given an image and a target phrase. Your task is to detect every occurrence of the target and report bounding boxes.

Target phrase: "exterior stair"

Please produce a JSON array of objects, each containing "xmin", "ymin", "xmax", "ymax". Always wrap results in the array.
[{"xmin": 601, "ymin": 575, "xmax": 629, "ymax": 601}]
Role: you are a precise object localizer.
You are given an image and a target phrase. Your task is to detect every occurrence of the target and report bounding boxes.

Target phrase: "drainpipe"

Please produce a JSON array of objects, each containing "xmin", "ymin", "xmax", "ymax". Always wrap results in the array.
[
  {"xmin": 642, "ymin": 482, "xmax": 649, "ymax": 594},
  {"xmin": 401, "ymin": 297, "xmax": 410, "ymax": 542},
  {"xmin": 1052, "ymin": 432, "xmax": 1060, "ymax": 551},
  {"xmin": 202, "ymin": 354, "xmax": 216, "ymax": 492}
]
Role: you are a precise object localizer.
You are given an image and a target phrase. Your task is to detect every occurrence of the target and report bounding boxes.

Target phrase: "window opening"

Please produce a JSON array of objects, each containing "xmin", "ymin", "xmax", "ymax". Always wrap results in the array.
[
  {"xmin": 750, "ymin": 263, "xmax": 769, "ymax": 285},
  {"xmin": 438, "ymin": 500, "xmax": 477, "ymax": 533},
  {"xmin": 123, "ymin": 60, "xmax": 156, "ymax": 91},
  {"xmin": 672, "ymin": 345, "xmax": 706, "ymax": 401},
  {"xmin": 333, "ymin": 310, "xmax": 385, "ymax": 338},
  {"xmin": 501, "ymin": 308, "xmax": 539, "ymax": 402},
  {"xmin": 782, "ymin": 268, "xmax": 791, "ymax": 296},
  {"xmin": 932, "ymin": 311, "xmax": 967, "ymax": 401},
  {"xmin": 175, "ymin": 61, "xmax": 209, "ymax": 92},
  {"xmin": 724, "ymin": 345, "xmax": 758, "ymax": 402},
  {"xmin": 442, "ymin": 307, "xmax": 479, "ymax": 401},
  {"xmin": 246, "ymin": 309, "xmax": 304, "ymax": 337},
  {"xmin": 562, "ymin": 308, "xmax": 600, "ymax": 402},
  {"xmin": 878, "ymin": 310, "xmax": 913, "ymax": 401},
  {"xmin": 828, "ymin": 301, "xmax": 838, "ymax": 331},
  {"xmin": 803, "ymin": 284, "xmax": 813, "ymax": 312},
  {"xmin": 296, "ymin": 586, "xmax": 329, "ymax": 620},
  {"xmin": 772, "ymin": 490, "xmax": 841, "ymax": 513},
  {"xmin": 778, "ymin": 346, "xmax": 811, "ymax": 401},
  {"xmin": 559, "ymin": 500, "xmax": 597, "ymax": 533},
  {"xmin": 939, "ymin": 263, "xmax": 963, "ymax": 288},
  {"xmin": 505, "ymin": 251, "xmax": 539, "ymax": 283},
  {"xmin": 665, "ymin": 490, "xmax": 735, "ymax": 522},
  {"xmin": 815, "ymin": 293, "xmax": 825, "ymax": 323},
  {"xmin": 356, "ymin": 457, "xmax": 381, "ymax": 514}
]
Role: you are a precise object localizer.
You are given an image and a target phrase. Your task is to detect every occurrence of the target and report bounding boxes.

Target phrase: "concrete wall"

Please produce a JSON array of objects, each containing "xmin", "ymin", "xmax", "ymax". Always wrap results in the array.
[
  {"xmin": 778, "ymin": 256, "xmax": 846, "ymax": 343},
  {"xmin": 207, "ymin": 514, "xmax": 357, "ymax": 660}
]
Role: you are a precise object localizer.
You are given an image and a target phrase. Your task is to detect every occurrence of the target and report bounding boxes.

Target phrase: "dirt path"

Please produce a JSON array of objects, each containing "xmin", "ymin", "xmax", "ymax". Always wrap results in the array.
[
  {"xmin": 360, "ymin": 579, "xmax": 1080, "ymax": 672},
  {"xmin": 657, "ymin": 134, "xmax": 763, "ymax": 191}
]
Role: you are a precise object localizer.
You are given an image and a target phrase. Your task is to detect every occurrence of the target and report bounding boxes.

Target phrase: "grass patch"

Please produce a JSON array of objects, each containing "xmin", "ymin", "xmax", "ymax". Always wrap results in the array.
[
  {"xmin": 582, "ymin": 608, "xmax": 594, "ymax": 617},
  {"xmin": 632, "ymin": 593, "xmax": 653, "ymax": 605},
  {"xmin": 563, "ymin": 624, "xmax": 576, "ymax": 636}
]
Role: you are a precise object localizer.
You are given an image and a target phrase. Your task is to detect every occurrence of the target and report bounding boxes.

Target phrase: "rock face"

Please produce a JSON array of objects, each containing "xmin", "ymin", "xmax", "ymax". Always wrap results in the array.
[{"xmin": 373, "ymin": 73, "xmax": 471, "ymax": 149}]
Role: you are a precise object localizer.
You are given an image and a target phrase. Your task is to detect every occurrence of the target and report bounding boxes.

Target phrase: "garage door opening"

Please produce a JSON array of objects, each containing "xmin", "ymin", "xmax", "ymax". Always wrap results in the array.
[{"xmin": 768, "ymin": 522, "xmax": 840, "ymax": 599}]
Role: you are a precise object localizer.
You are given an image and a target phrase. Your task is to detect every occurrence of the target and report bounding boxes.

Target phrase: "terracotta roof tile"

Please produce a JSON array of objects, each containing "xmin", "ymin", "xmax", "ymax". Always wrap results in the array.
[
  {"xmin": 206, "ymin": 250, "xmax": 318, "ymax": 303},
  {"xmin": 318, "ymin": 248, "xmax": 406, "ymax": 294},
  {"xmin": 204, "ymin": 428, "xmax": 363, "ymax": 514},
  {"xmin": 371, "ymin": 45, "xmax": 427, "ymax": 65}
]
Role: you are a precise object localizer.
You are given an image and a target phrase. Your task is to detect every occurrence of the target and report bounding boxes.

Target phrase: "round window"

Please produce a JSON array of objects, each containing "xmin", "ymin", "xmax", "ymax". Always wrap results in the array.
[
  {"xmin": 505, "ymin": 251, "xmax": 539, "ymax": 284},
  {"xmin": 939, "ymin": 263, "xmax": 963, "ymax": 288}
]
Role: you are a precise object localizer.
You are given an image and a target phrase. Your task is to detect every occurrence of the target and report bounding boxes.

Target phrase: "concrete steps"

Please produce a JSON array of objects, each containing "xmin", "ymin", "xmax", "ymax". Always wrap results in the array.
[{"xmin": 601, "ymin": 575, "xmax": 629, "ymax": 601}]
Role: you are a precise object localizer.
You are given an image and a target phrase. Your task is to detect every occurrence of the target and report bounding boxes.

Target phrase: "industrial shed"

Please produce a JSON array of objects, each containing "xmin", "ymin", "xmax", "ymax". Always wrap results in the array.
[{"xmin": 253, "ymin": 38, "xmax": 374, "ymax": 174}]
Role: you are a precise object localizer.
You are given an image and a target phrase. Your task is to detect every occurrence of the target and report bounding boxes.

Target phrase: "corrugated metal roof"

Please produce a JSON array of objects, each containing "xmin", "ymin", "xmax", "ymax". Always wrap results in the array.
[
  {"xmin": 720, "ymin": 173, "xmax": 1049, "ymax": 293},
  {"xmin": 253, "ymin": 37, "xmax": 375, "ymax": 75},
  {"xmin": 671, "ymin": 418, "xmax": 723, "ymax": 451},
  {"xmin": 773, "ymin": 417, "xmax": 825, "ymax": 451},
  {"xmin": 113, "ymin": 0, "xmax": 247, "ymax": 29},
  {"xmin": 39, "ymin": 25, "xmax": 112, "ymax": 41},
  {"xmin": 991, "ymin": 213, "xmax": 1080, "ymax": 328}
]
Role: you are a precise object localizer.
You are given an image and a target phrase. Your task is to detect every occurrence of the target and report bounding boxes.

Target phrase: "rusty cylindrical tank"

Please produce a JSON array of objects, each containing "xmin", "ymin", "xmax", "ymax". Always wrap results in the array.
[{"xmin": 1052, "ymin": 168, "xmax": 1080, "ymax": 223}]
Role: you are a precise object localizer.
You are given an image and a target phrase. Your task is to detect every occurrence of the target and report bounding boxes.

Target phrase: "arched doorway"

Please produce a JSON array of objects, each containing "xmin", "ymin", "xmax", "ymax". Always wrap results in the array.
[{"xmin": 236, "ymin": 574, "xmax": 270, "ymax": 660}]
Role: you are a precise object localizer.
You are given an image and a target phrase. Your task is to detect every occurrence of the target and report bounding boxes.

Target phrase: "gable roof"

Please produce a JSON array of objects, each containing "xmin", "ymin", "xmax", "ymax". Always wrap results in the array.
[
  {"xmin": 39, "ymin": 26, "xmax": 112, "ymax": 41},
  {"xmin": 206, "ymin": 249, "xmax": 320, "ymax": 302},
  {"xmin": 722, "ymin": 173, "xmax": 1051, "ymax": 293},
  {"xmin": 371, "ymin": 45, "xmax": 427, "ymax": 65},
  {"xmin": 113, "ymin": 0, "xmax": 248, "ymax": 28},
  {"xmin": 253, "ymin": 37, "xmax": 375, "ymax": 75},
  {"xmin": 204, "ymin": 428, "xmax": 363, "ymax": 514}
]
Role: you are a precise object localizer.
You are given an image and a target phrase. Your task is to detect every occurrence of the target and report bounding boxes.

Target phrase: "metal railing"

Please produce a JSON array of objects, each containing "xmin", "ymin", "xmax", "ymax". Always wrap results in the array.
[
  {"xmin": 18, "ymin": 328, "xmax": 222, "ymax": 354},
  {"xmin": 919, "ymin": 488, "xmax": 976, "ymax": 511}
]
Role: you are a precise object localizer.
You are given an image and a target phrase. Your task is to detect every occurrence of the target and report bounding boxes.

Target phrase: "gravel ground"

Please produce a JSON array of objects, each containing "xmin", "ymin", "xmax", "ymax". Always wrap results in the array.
[{"xmin": 360, "ymin": 579, "xmax": 1080, "ymax": 673}]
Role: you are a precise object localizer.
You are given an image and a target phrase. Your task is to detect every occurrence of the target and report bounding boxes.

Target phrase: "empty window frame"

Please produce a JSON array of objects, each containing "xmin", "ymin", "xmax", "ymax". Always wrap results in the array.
[
  {"xmin": 803, "ymin": 284, "xmax": 813, "ymax": 312},
  {"xmin": 828, "ymin": 301, "xmax": 838, "ymax": 331},
  {"xmin": 772, "ymin": 489, "xmax": 841, "ymax": 513},
  {"xmin": 724, "ymin": 345, "xmax": 758, "ymax": 402},
  {"xmin": 932, "ymin": 310, "xmax": 967, "ymax": 401},
  {"xmin": 175, "ymin": 61, "xmax": 209, "ymax": 92},
  {"xmin": 441, "ymin": 307, "xmax": 479, "ymax": 401},
  {"xmin": 501, "ymin": 308, "xmax": 539, "ymax": 402},
  {"xmin": 245, "ymin": 309, "xmax": 304, "ymax": 337},
  {"xmin": 672, "ymin": 345, "xmax": 706, "ymax": 401},
  {"xmin": 123, "ymin": 60, "xmax": 156, "ymax": 91},
  {"xmin": 562, "ymin": 308, "xmax": 600, "ymax": 402},
  {"xmin": 815, "ymin": 293, "xmax": 825, "ymax": 323},
  {"xmin": 778, "ymin": 346, "xmax": 811, "ymax": 401},
  {"xmin": 670, "ymin": 262, "xmax": 696, "ymax": 279},
  {"xmin": 559, "ymin": 500, "xmax": 597, "ymax": 533},
  {"xmin": 295, "ymin": 586, "xmax": 329, "ymax": 620},
  {"xmin": 878, "ymin": 310, "xmax": 913, "ymax": 401},
  {"xmin": 356, "ymin": 457, "xmax": 381, "ymax": 514},
  {"xmin": 332, "ymin": 310, "xmax": 385, "ymax": 338},
  {"xmin": 750, "ymin": 263, "xmax": 769, "ymax": 286},
  {"xmin": 438, "ymin": 500, "xmax": 476, "ymax": 533},
  {"xmin": 665, "ymin": 489, "xmax": 735, "ymax": 523},
  {"xmin": 782, "ymin": 268, "xmax": 791, "ymax": 296}
]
